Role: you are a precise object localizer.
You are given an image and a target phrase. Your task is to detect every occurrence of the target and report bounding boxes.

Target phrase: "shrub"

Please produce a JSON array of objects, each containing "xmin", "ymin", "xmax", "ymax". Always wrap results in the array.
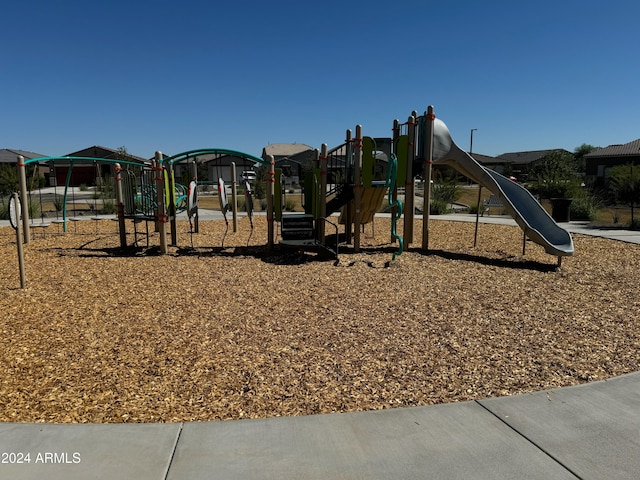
[
  {"xmin": 27, "ymin": 197, "xmax": 40, "ymax": 218},
  {"xmin": 102, "ymin": 199, "xmax": 116, "ymax": 215},
  {"xmin": 0, "ymin": 197, "xmax": 39, "ymax": 219},
  {"xmin": 429, "ymin": 198, "xmax": 450, "ymax": 215},
  {"xmin": 79, "ymin": 184, "xmax": 89, "ymax": 191},
  {"xmin": 53, "ymin": 195, "xmax": 64, "ymax": 212},
  {"xmin": 284, "ymin": 199, "xmax": 296, "ymax": 211},
  {"xmin": 570, "ymin": 195, "xmax": 599, "ymax": 221},
  {"xmin": 431, "ymin": 178, "xmax": 461, "ymax": 205}
]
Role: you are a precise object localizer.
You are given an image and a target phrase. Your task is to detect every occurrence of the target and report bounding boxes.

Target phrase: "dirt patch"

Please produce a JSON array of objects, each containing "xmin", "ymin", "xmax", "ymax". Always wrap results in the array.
[{"xmin": 0, "ymin": 217, "xmax": 638, "ymax": 423}]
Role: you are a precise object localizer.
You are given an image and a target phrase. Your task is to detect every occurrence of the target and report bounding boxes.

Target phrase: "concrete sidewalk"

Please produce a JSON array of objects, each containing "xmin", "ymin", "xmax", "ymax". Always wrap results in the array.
[
  {"xmin": 434, "ymin": 213, "xmax": 640, "ymax": 245},
  {"xmin": 2, "ymin": 213, "xmax": 639, "ymax": 479},
  {"xmin": 1, "ymin": 372, "xmax": 638, "ymax": 479}
]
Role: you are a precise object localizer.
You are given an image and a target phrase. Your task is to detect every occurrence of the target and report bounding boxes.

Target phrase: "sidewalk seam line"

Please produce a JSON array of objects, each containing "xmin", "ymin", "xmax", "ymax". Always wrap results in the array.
[
  {"xmin": 475, "ymin": 400, "xmax": 584, "ymax": 480},
  {"xmin": 163, "ymin": 422, "xmax": 184, "ymax": 480}
]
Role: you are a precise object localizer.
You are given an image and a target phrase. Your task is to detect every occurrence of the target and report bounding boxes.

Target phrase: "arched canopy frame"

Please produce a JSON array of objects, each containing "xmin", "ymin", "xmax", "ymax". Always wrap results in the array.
[
  {"xmin": 19, "ymin": 156, "xmax": 151, "ymax": 231},
  {"xmin": 162, "ymin": 148, "xmax": 266, "ymax": 167}
]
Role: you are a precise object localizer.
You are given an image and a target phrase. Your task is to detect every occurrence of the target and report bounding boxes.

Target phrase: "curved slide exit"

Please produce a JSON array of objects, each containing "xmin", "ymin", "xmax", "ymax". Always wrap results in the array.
[{"xmin": 431, "ymin": 118, "xmax": 574, "ymax": 257}]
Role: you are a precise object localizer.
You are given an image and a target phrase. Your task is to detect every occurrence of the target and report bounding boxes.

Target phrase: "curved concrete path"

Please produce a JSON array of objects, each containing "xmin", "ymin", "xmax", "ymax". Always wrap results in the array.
[{"xmin": 1, "ymin": 372, "xmax": 638, "ymax": 479}]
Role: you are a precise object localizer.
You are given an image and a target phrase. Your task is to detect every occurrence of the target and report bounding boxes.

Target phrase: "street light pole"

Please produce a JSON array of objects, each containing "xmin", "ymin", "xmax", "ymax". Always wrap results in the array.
[{"xmin": 469, "ymin": 128, "xmax": 478, "ymax": 155}]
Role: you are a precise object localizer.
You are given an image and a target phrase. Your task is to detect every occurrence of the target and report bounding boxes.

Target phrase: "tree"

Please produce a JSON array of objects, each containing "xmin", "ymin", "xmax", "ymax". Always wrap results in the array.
[
  {"xmin": 608, "ymin": 163, "xmax": 640, "ymax": 224},
  {"xmin": 573, "ymin": 143, "xmax": 596, "ymax": 174},
  {"xmin": 0, "ymin": 164, "xmax": 19, "ymax": 196},
  {"xmin": 529, "ymin": 149, "xmax": 580, "ymax": 199}
]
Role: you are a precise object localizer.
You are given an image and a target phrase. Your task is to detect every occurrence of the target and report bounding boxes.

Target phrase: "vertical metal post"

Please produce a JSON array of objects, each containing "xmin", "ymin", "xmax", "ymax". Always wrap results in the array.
[
  {"xmin": 231, "ymin": 162, "xmax": 238, "ymax": 233},
  {"xmin": 344, "ymin": 129, "xmax": 353, "ymax": 244},
  {"xmin": 12, "ymin": 193, "xmax": 26, "ymax": 288},
  {"xmin": 155, "ymin": 151, "xmax": 168, "ymax": 255},
  {"xmin": 404, "ymin": 114, "xmax": 416, "ymax": 245},
  {"xmin": 167, "ymin": 162, "xmax": 178, "ymax": 246},
  {"xmin": 17, "ymin": 155, "xmax": 31, "ymax": 244},
  {"xmin": 422, "ymin": 106, "xmax": 435, "ymax": 251},
  {"xmin": 191, "ymin": 161, "xmax": 199, "ymax": 233},
  {"xmin": 318, "ymin": 144, "xmax": 328, "ymax": 243},
  {"xmin": 390, "ymin": 119, "xmax": 400, "ymax": 244},
  {"xmin": 474, "ymin": 186, "xmax": 482, "ymax": 248},
  {"xmin": 354, "ymin": 125, "xmax": 363, "ymax": 253},
  {"xmin": 267, "ymin": 155, "xmax": 275, "ymax": 251},
  {"xmin": 114, "ymin": 163, "xmax": 127, "ymax": 248}
]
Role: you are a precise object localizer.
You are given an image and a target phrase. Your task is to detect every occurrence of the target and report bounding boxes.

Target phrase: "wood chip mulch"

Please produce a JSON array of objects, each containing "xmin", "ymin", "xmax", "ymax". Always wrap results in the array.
[{"xmin": 0, "ymin": 217, "xmax": 638, "ymax": 423}]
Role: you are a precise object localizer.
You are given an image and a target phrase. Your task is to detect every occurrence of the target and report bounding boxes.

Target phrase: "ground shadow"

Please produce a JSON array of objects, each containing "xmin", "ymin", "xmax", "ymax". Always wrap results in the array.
[{"xmin": 415, "ymin": 247, "xmax": 558, "ymax": 272}]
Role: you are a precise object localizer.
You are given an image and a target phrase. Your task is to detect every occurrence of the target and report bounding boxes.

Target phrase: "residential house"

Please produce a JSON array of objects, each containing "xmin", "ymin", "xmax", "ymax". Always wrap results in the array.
[
  {"xmin": 584, "ymin": 139, "xmax": 640, "ymax": 185},
  {"xmin": 490, "ymin": 149, "xmax": 569, "ymax": 181},
  {"xmin": 0, "ymin": 148, "xmax": 49, "ymax": 179},
  {"xmin": 52, "ymin": 146, "xmax": 148, "ymax": 187},
  {"xmin": 262, "ymin": 143, "xmax": 317, "ymax": 186}
]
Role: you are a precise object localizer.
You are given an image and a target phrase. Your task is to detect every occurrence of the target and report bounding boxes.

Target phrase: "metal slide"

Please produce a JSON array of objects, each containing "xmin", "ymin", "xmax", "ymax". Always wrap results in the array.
[{"xmin": 431, "ymin": 118, "xmax": 574, "ymax": 257}]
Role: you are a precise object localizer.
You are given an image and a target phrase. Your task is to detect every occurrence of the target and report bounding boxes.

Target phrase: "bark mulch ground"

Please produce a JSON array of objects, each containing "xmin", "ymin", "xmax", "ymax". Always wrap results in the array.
[{"xmin": 0, "ymin": 217, "xmax": 638, "ymax": 423}]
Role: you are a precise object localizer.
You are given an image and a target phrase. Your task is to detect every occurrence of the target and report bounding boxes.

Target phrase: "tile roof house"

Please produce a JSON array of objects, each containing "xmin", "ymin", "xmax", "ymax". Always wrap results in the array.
[
  {"xmin": 51, "ymin": 146, "xmax": 148, "ymax": 187},
  {"xmin": 262, "ymin": 144, "xmax": 317, "ymax": 168},
  {"xmin": 584, "ymin": 139, "xmax": 640, "ymax": 184},
  {"xmin": 484, "ymin": 149, "xmax": 569, "ymax": 181},
  {"xmin": 0, "ymin": 148, "xmax": 50, "ymax": 181},
  {"xmin": 0, "ymin": 148, "xmax": 48, "ymax": 164},
  {"xmin": 262, "ymin": 144, "xmax": 317, "ymax": 184}
]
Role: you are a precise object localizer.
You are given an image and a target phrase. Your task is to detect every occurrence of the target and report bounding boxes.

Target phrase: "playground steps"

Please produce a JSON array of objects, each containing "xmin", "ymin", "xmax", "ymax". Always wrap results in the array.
[
  {"xmin": 279, "ymin": 213, "xmax": 337, "ymax": 259},
  {"xmin": 280, "ymin": 214, "xmax": 315, "ymax": 241}
]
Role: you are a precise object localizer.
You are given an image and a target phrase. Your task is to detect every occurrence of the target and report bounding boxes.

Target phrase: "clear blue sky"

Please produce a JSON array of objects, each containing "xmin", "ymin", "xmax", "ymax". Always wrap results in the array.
[{"xmin": 2, "ymin": 0, "xmax": 639, "ymax": 159}]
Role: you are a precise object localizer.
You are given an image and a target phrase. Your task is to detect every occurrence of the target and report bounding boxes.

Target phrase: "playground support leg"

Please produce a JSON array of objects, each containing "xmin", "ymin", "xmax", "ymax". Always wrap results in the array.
[
  {"xmin": 191, "ymin": 161, "xmax": 199, "ymax": 234},
  {"xmin": 267, "ymin": 155, "xmax": 275, "ymax": 251},
  {"xmin": 16, "ymin": 155, "xmax": 31, "ymax": 244},
  {"xmin": 318, "ymin": 144, "xmax": 328, "ymax": 243},
  {"xmin": 474, "ymin": 185, "xmax": 482, "ymax": 248},
  {"xmin": 403, "ymin": 114, "xmax": 416, "ymax": 246},
  {"xmin": 344, "ymin": 129, "xmax": 353, "ymax": 245},
  {"xmin": 167, "ymin": 163, "xmax": 178, "ymax": 246},
  {"xmin": 13, "ymin": 193, "xmax": 26, "ymax": 288},
  {"xmin": 155, "ymin": 152, "xmax": 168, "ymax": 255},
  {"xmin": 422, "ymin": 106, "xmax": 435, "ymax": 251},
  {"xmin": 231, "ymin": 162, "xmax": 238, "ymax": 233},
  {"xmin": 114, "ymin": 163, "xmax": 127, "ymax": 248},
  {"xmin": 354, "ymin": 125, "xmax": 363, "ymax": 253}
]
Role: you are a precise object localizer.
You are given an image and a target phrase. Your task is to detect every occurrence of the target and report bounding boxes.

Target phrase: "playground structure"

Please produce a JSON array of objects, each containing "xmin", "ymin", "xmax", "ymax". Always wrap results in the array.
[{"xmin": 14, "ymin": 105, "xmax": 574, "ymax": 265}]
